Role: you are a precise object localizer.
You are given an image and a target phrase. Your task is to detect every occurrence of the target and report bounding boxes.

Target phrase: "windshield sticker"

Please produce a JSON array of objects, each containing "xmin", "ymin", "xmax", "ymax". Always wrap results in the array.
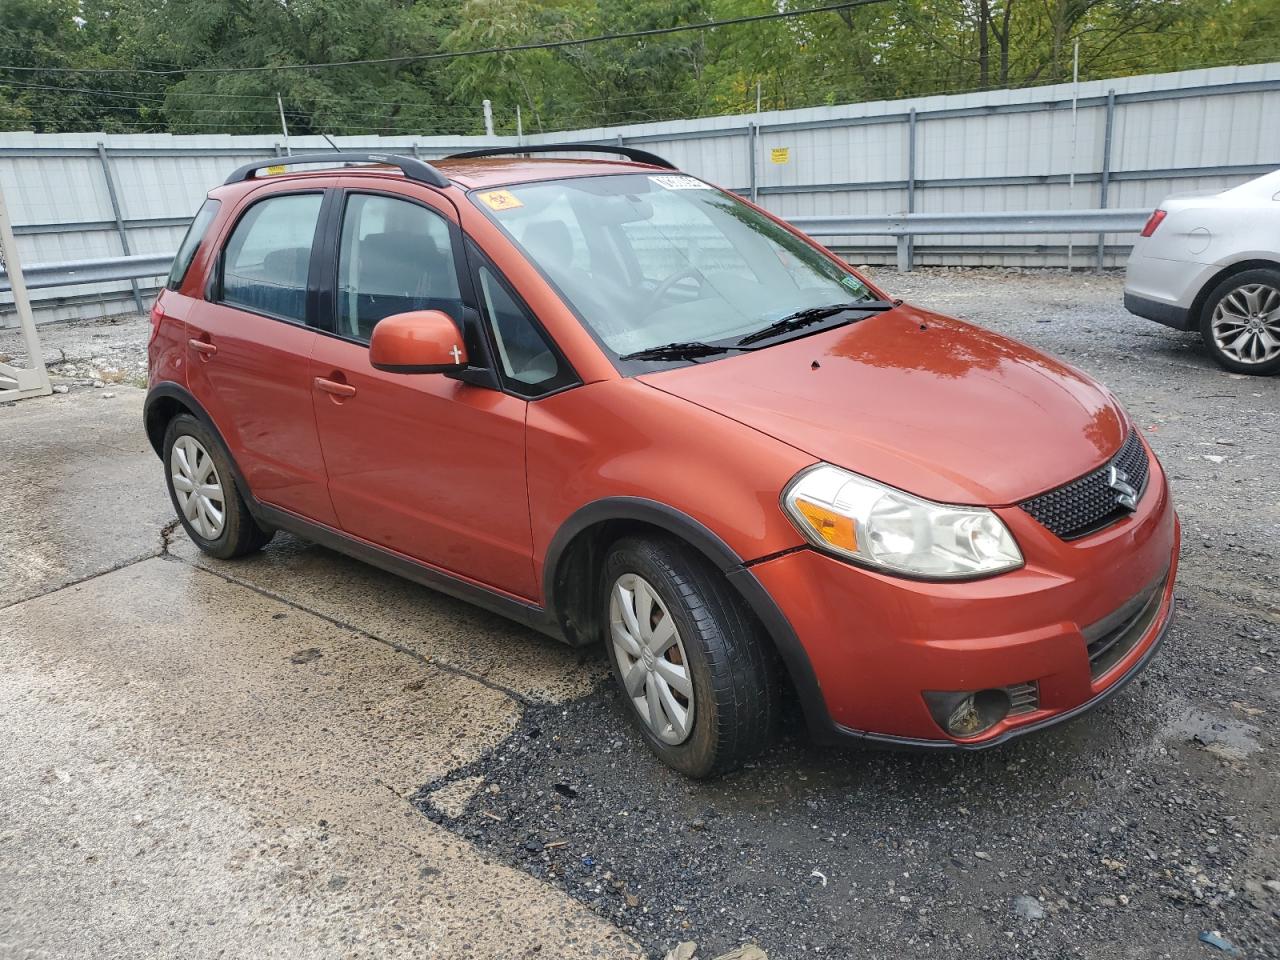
[
  {"xmin": 477, "ymin": 189, "xmax": 524, "ymax": 211},
  {"xmin": 650, "ymin": 175, "xmax": 710, "ymax": 191},
  {"xmin": 841, "ymin": 274, "xmax": 867, "ymax": 292}
]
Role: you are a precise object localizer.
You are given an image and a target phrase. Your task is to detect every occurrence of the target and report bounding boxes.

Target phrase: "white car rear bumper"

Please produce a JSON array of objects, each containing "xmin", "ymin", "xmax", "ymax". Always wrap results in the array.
[{"xmin": 1123, "ymin": 253, "xmax": 1219, "ymax": 331}]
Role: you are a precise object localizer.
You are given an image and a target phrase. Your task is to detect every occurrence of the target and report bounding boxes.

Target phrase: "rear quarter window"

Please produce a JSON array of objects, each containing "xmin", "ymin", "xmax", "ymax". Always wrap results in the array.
[{"xmin": 166, "ymin": 199, "xmax": 221, "ymax": 291}]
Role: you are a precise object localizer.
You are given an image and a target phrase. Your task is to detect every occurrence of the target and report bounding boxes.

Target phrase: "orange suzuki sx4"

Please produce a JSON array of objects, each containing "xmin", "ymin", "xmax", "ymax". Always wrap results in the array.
[{"xmin": 146, "ymin": 146, "xmax": 1179, "ymax": 777}]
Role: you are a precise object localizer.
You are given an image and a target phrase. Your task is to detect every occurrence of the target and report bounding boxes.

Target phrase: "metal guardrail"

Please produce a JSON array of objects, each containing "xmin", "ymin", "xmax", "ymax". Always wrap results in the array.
[
  {"xmin": 1, "ymin": 208, "xmax": 1150, "ymax": 298},
  {"xmin": 0, "ymin": 252, "xmax": 175, "ymax": 294},
  {"xmin": 788, "ymin": 208, "xmax": 1152, "ymax": 271},
  {"xmin": 787, "ymin": 208, "xmax": 1151, "ymax": 237}
]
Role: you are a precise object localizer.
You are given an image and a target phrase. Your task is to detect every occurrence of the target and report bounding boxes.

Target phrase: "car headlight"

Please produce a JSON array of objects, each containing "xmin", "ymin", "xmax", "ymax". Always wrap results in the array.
[{"xmin": 781, "ymin": 464, "xmax": 1023, "ymax": 579}]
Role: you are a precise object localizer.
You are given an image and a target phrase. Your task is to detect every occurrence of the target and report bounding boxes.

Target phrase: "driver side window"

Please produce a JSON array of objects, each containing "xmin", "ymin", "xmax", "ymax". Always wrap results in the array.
[{"xmin": 336, "ymin": 193, "xmax": 462, "ymax": 343}]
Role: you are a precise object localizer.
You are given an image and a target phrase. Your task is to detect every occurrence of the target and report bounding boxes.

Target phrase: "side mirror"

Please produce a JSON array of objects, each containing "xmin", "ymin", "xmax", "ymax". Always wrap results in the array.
[{"xmin": 369, "ymin": 310, "xmax": 469, "ymax": 374}]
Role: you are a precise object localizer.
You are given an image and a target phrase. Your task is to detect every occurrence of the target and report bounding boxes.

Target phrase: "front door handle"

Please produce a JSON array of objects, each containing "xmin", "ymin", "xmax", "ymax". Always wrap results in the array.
[
  {"xmin": 314, "ymin": 377, "xmax": 357, "ymax": 399},
  {"xmin": 188, "ymin": 338, "xmax": 217, "ymax": 357}
]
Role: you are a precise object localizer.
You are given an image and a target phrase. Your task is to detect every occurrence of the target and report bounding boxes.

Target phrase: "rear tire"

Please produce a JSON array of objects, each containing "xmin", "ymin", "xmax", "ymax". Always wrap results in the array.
[
  {"xmin": 162, "ymin": 414, "xmax": 273, "ymax": 559},
  {"xmin": 601, "ymin": 536, "xmax": 778, "ymax": 778},
  {"xmin": 1198, "ymin": 268, "xmax": 1280, "ymax": 375}
]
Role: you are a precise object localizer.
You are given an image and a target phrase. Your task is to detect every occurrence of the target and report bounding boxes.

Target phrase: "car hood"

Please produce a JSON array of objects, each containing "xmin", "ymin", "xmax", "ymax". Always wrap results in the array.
[{"xmin": 638, "ymin": 303, "xmax": 1129, "ymax": 506}]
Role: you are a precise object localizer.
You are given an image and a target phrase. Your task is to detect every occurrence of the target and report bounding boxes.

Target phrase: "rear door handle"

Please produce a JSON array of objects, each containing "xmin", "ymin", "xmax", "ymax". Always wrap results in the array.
[
  {"xmin": 188, "ymin": 338, "xmax": 217, "ymax": 357},
  {"xmin": 314, "ymin": 377, "xmax": 357, "ymax": 399}
]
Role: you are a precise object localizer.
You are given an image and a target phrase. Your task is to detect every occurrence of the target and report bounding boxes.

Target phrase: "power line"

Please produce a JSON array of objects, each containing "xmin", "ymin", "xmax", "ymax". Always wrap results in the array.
[
  {"xmin": 0, "ymin": 76, "xmax": 704, "ymax": 114},
  {"xmin": 0, "ymin": 1, "xmax": 890, "ymax": 77}
]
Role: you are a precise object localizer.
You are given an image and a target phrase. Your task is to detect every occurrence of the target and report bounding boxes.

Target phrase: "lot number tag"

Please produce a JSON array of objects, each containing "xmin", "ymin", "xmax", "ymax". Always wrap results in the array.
[
  {"xmin": 478, "ymin": 189, "xmax": 524, "ymax": 211},
  {"xmin": 650, "ymin": 175, "xmax": 709, "ymax": 190}
]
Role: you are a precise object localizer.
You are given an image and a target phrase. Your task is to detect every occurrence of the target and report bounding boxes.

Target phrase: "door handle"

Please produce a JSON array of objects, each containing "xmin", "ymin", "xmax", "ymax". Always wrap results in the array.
[
  {"xmin": 188, "ymin": 338, "xmax": 217, "ymax": 357},
  {"xmin": 314, "ymin": 377, "xmax": 357, "ymax": 399}
]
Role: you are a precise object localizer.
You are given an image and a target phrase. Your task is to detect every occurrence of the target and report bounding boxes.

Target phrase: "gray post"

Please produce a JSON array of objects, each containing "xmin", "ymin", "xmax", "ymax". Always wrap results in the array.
[
  {"xmin": 896, "ymin": 236, "xmax": 911, "ymax": 272},
  {"xmin": 96, "ymin": 143, "xmax": 144, "ymax": 313},
  {"xmin": 0, "ymin": 180, "xmax": 52, "ymax": 399},
  {"xmin": 1096, "ymin": 89, "xmax": 1116, "ymax": 273},
  {"xmin": 904, "ymin": 108, "xmax": 917, "ymax": 272},
  {"xmin": 482, "ymin": 99, "xmax": 495, "ymax": 137},
  {"xmin": 748, "ymin": 122, "xmax": 759, "ymax": 203}
]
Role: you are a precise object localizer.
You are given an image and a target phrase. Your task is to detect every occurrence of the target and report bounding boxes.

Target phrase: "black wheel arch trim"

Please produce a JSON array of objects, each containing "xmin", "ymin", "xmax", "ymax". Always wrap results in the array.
[
  {"xmin": 145, "ymin": 382, "xmax": 217, "ymax": 455},
  {"xmin": 542, "ymin": 496, "xmax": 837, "ymax": 738},
  {"xmin": 144, "ymin": 382, "xmax": 259, "ymax": 517}
]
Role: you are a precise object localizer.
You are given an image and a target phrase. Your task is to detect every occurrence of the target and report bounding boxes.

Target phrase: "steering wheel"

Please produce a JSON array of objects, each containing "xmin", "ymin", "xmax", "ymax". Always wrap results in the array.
[{"xmin": 643, "ymin": 266, "xmax": 706, "ymax": 311}]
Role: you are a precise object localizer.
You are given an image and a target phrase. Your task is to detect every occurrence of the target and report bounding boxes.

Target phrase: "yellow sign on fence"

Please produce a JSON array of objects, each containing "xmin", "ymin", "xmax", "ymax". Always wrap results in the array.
[{"xmin": 770, "ymin": 147, "xmax": 790, "ymax": 164}]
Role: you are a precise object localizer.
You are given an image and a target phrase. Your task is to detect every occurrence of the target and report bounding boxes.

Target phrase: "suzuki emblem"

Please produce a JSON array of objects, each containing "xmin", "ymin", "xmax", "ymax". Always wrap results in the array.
[{"xmin": 1107, "ymin": 465, "xmax": 1138, "ymax": 511}]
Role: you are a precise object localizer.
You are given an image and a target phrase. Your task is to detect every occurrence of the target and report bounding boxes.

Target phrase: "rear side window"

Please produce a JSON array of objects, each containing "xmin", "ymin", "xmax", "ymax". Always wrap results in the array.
[
  {"xmin": 166, "ymin": 199, "xmax": 220, "ymax": 290},
  {"xmin": 220, "ymin": 193, "xmax": 323, "ymax": 324}
]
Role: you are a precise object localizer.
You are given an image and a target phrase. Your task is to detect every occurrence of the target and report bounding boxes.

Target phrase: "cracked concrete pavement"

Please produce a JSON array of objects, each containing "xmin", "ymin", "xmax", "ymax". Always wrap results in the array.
[
  {"xmin": 3, "ymin": 268, "xmax": 1278, "ymax": 959},
  {"xmin": 0, "ymin": 388, "xmax": 638, "ymax": 959}
]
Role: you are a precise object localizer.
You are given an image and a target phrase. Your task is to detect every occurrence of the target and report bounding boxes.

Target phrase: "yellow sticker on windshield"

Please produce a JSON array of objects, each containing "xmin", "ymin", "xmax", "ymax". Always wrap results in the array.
[{"xmin": 478, "ymin": 189, "xmax": 524, "ymax": 211}]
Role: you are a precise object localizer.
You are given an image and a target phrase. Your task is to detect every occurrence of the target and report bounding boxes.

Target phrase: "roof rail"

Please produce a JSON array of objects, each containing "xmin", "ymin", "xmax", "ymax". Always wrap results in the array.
[
  {"xmin": 445, "ymin": 143, "xmax": 677, "ymax": 170},
  {"xmin": 224, "ymin": 152, "xmax": 450, "ymax": 189}
]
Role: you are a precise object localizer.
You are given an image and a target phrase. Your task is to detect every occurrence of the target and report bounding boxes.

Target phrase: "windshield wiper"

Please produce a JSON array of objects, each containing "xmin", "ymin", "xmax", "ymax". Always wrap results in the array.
[
  {"xmin": 619, "ymin": 341, "xmax": 743, "ymax": 362},
  {"xmin": 735, "ymin": 299, "xmax": 898, "ymax": 346}
]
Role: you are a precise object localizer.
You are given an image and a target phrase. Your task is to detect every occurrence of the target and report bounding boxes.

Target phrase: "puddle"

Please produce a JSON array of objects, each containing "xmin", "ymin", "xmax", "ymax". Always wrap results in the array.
[{"xmin": 1161, "ymin": 710, "xmax": 1262, "ymax": 761}]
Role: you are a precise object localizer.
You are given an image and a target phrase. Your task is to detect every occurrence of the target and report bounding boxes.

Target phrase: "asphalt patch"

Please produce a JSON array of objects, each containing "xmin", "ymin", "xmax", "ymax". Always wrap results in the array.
[{"xmin": 413, "ymin": 602, "xmax": 1278, "ymax": 960}]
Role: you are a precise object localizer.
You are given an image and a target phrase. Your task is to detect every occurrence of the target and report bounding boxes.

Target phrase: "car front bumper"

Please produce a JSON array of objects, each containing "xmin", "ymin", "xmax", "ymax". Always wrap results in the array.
[{"xmin": 748, "ymin": 438, "xmax": 1180, "ymax": 747}]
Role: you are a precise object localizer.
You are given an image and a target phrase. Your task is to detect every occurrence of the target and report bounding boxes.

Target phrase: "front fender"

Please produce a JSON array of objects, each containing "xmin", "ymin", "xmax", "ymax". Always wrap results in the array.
[{"xmin": 527, "ymin": 379, "xmax": 833, "ymax": 736}]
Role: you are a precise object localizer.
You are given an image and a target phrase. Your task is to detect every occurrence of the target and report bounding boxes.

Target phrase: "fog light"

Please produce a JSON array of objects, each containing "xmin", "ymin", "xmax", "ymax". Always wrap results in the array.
[{"xmin": 923, "ymin": 689, "xmax": 1011, "ymax": 738}]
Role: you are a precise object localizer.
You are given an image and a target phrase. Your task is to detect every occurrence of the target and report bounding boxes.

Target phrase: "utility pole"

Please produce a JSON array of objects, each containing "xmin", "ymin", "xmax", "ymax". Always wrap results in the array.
[
  {"xmin": 1066, "ymin": 39, "xmax": 1079, "ymax": 272},
  {"xmin": 277, "ymin": 93, "xmax": 291, "ymax": 155},
  {"xmin": 516, "ymin": 105, "xmax": 523, "ymax": 145},
  {"xmin": 482, "ymin": 99, "xmax": 495, "ymax": 137}
]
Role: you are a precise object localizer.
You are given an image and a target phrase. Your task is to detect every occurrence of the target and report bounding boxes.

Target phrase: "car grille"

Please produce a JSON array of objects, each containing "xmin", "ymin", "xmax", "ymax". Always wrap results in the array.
[
  {"xmin": 1019, "ymin": 431, "xmax": 1150, "ymax": 540},
  {"xmin": 1082, "ymin": 571, "xmax": 1168, "ymax": 680}
]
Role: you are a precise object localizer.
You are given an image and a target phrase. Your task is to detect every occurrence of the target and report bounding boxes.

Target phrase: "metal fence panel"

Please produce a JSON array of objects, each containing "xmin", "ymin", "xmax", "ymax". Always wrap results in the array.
[{"xmin": 3, "ymin": 62, "xmax": 1278, "ymax": 325}]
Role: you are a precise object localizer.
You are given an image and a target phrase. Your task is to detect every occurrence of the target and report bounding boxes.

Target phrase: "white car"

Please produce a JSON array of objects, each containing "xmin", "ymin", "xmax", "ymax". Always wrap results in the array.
[{"xmin": 1124, "ymin": 169, "xmax": 1280, "ymax": 375}]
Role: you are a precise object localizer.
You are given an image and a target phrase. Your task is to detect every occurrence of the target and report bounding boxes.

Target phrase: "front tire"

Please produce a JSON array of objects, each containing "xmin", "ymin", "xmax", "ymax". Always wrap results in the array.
[
  {"xmin": 602, "ymin": 536, "xmax": 779, "ymax": 778},
  {"xmin": 162, "ymin": 413, "xmax": 273, "ymax": 559},
  {"xmin": 1199, "ymin": 268, "xmax": 1280, "ymax": 375}
]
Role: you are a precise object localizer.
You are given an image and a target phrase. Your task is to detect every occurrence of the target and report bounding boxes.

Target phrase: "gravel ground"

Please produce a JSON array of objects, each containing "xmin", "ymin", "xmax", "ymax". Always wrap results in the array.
[
  {"xmin": 0, "ymin": 310, "xmax": 149, "ymax": 389},
  {"xmin": 6, "ymin": 269, "xmax": 1278, "ymax": 959}
]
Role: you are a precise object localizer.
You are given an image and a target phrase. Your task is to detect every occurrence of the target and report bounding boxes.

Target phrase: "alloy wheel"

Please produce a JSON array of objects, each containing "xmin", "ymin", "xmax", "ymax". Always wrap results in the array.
[
  {"xmin": 609, "ymin": 573, "xmax": 695, "ymax": 745},
  {"xmin": 1211, "ymin": 283, "xmax": 1280, "ymax": 365},
  {"xmin": 170, "ymin": 435, "xmax": 226, "ymax": 540}
]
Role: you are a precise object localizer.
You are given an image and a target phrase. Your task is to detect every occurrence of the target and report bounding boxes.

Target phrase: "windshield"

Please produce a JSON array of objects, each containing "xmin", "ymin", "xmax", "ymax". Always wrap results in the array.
[{"xmin": 470, "ymin": 173, "xmax": 876, "ymax": 357}]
